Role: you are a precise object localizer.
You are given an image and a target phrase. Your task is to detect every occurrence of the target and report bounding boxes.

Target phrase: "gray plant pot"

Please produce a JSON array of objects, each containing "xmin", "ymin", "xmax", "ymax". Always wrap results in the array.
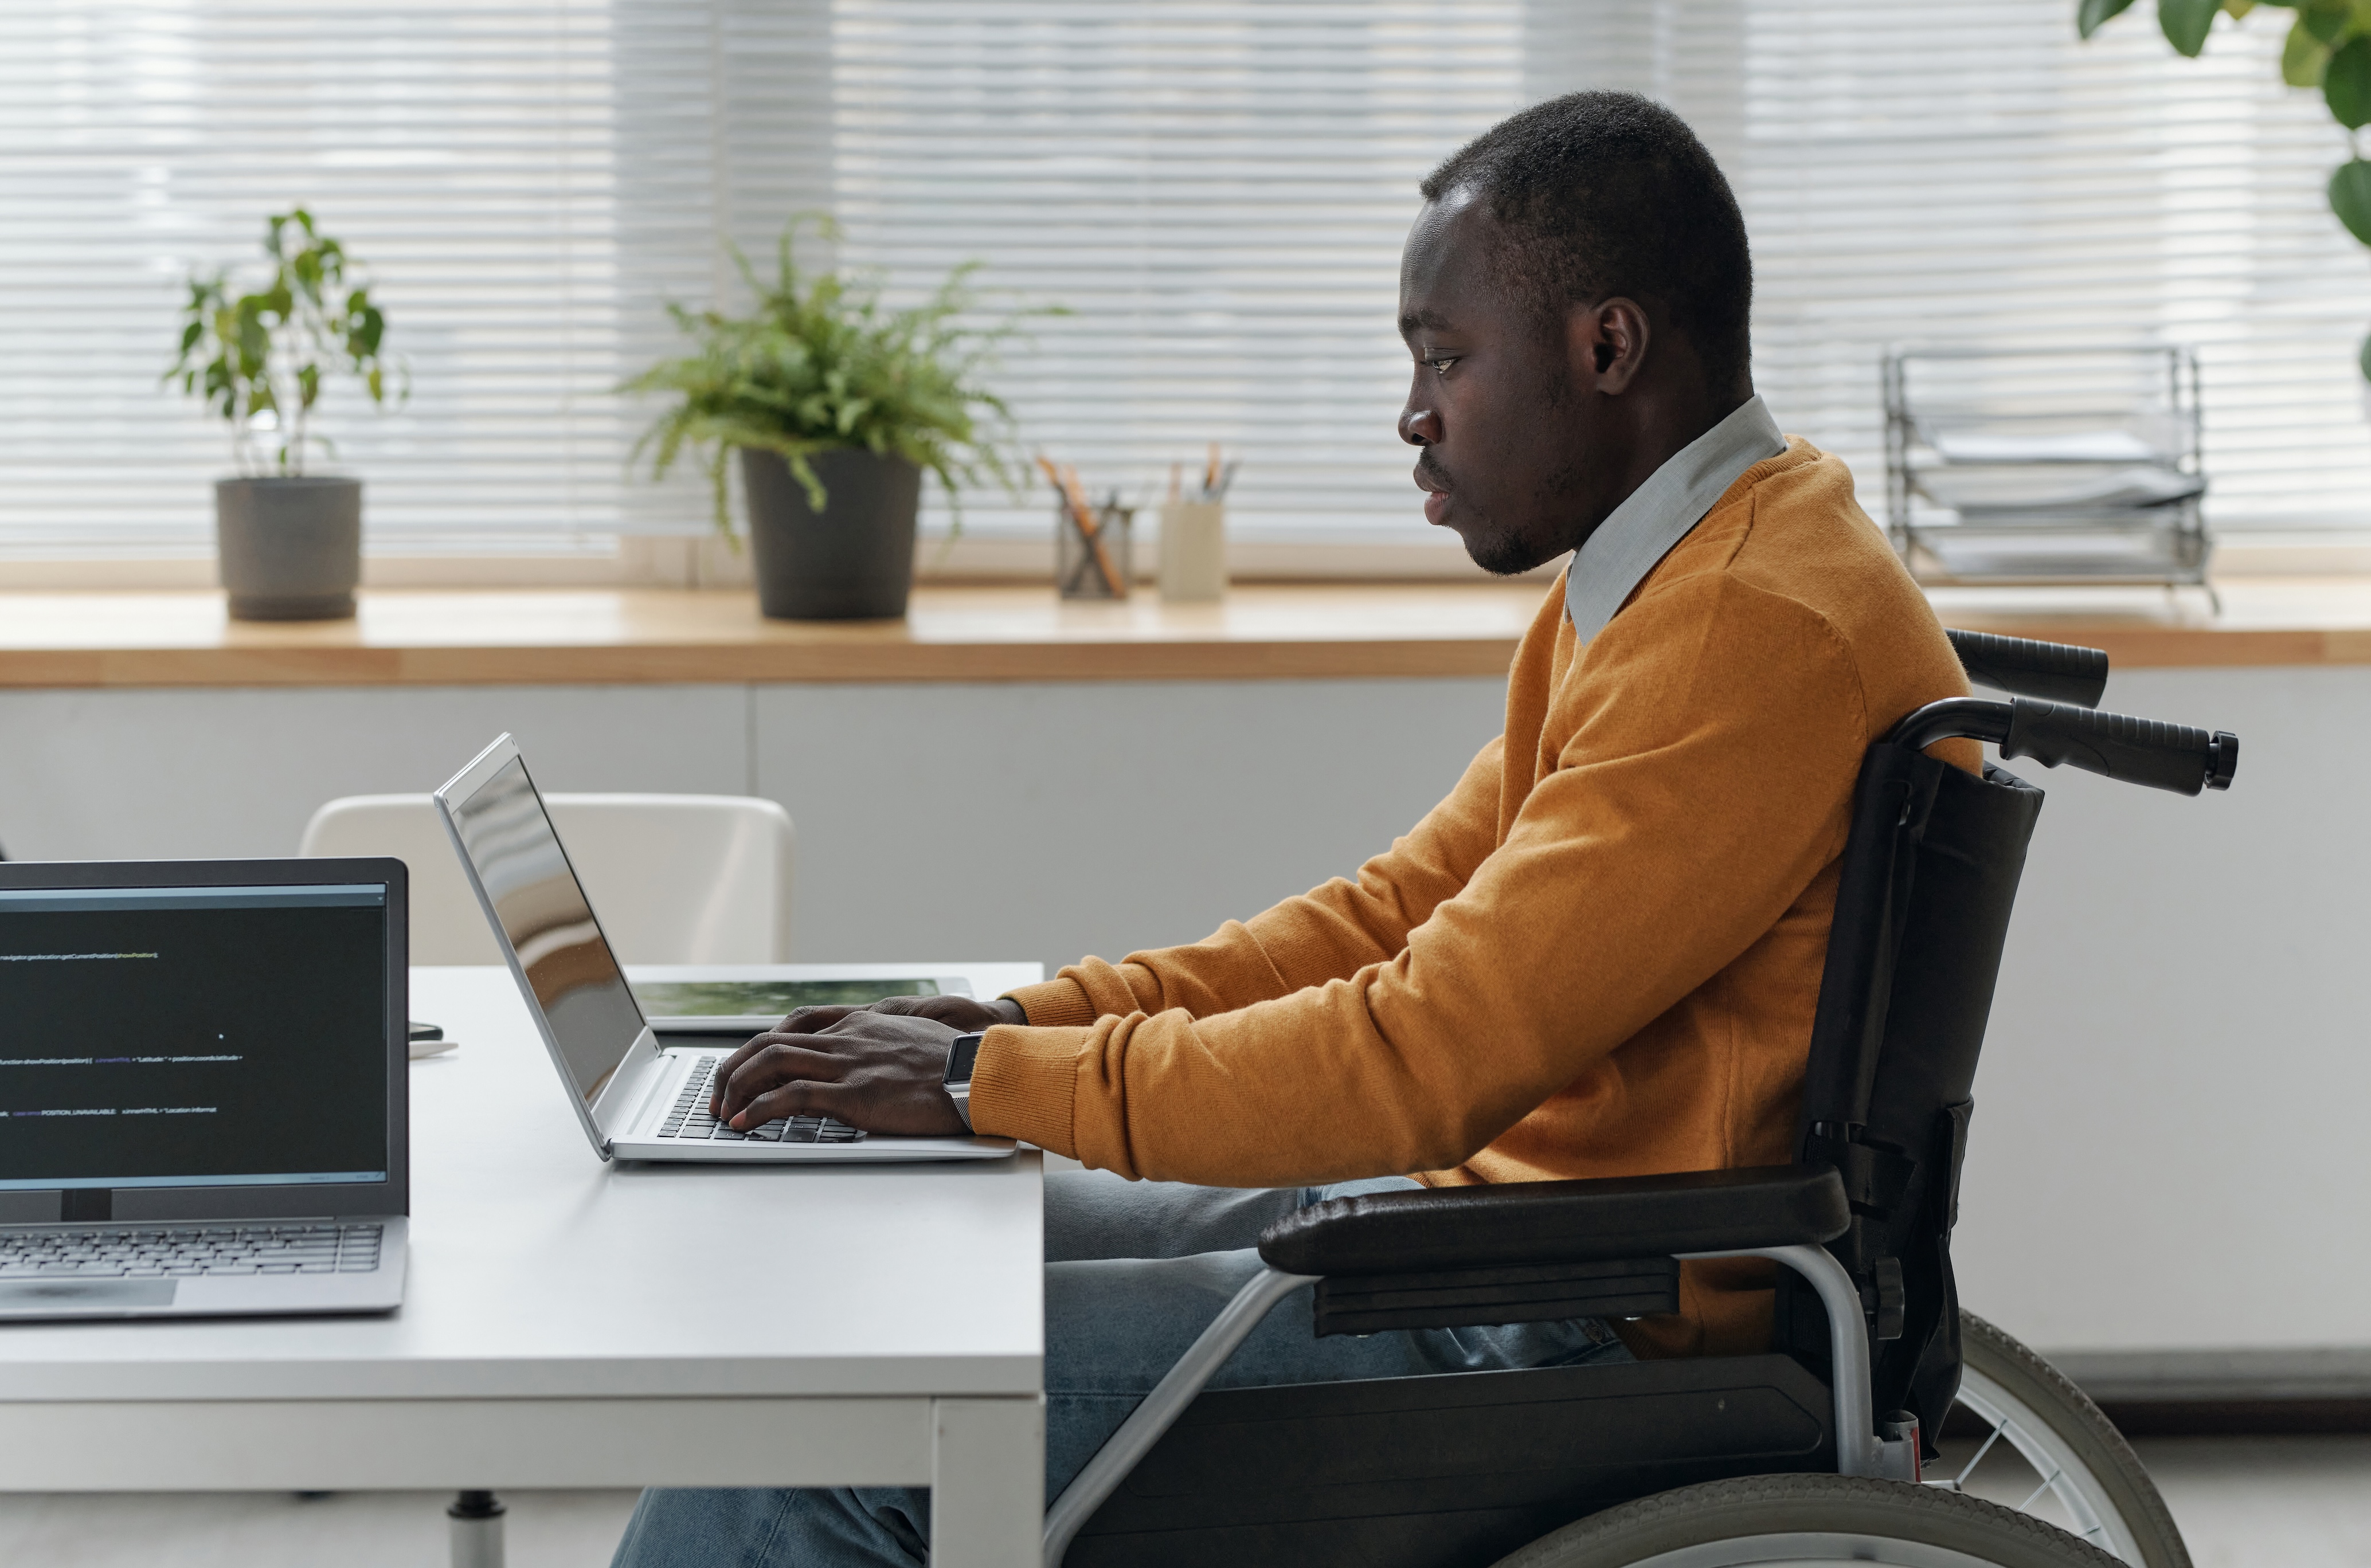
[
  {"xmin": 214, "ymin": 476, "xmax": 363, "ymax": 621},
  {"xmin": 740, "ymin": 448, "xmax": 921, "ymax": 621}
]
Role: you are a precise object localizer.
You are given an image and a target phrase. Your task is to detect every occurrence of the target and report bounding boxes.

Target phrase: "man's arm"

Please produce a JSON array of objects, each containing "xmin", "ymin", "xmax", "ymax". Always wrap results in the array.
[
  {"xmin": 967, "ymin": 574, "xmax": 1872, "ymax": 1184},
  {"xmin": 1005, "ymin": 732, "xmax": 1509, "ymax": 1028}
]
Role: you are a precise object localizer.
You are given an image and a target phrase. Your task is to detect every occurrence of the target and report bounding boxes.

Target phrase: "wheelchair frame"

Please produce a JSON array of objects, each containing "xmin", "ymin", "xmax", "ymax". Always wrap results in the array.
[
  {"xmin": 1045, "ymin": 1237, "xmax": 1905, "ymax": 1563},
  {"xmin": 1043, "ymin": 627, "xmax": 2235, "ymax": 1568}
]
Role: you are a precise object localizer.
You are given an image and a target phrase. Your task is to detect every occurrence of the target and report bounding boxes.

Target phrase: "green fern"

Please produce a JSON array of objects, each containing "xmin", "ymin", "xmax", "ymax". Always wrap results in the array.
[{"xmin": 622, "ymin": 215, "xmax": 1058, "ymax": 535}]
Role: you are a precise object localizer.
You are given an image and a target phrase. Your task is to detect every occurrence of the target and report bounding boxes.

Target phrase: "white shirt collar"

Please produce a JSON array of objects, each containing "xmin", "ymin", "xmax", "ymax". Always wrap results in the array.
[{"xmin": 1562, "ymin": 395, "xmax": 1787, "ymax": 644}]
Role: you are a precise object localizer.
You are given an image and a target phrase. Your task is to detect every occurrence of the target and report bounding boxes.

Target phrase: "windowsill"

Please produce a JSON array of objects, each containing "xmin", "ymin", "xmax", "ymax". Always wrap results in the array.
[
  {"xmin": 0, "ymin": 582, "xmax": 1545, "ymax": 687},
  {"xmin": 0, "ymin": 534, "xmax": 1562, "ymax": 591},
  {"xmin": 0, "ymin": 575, "xmax": 2363, "ymax": 689},
  {"xmin": 0, "ymin": 527, "xmax": 2360, "ymax": 594}
]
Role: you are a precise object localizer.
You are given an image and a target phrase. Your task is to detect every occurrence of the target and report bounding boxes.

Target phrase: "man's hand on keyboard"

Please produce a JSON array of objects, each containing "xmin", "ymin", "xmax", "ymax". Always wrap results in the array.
[
  {"xmin": 762, "ymin": 993, "xmax": 1023, "ymax": 1040},
  {"xmin": 711, "ymin": 1008, "xmax": 986, "ymax": 1136}
]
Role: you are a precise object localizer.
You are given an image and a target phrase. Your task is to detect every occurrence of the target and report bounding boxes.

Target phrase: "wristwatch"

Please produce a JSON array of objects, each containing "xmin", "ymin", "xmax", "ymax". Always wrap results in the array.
[{"xmin": 943, "ymin": 1032, "xmax": 986, "ymax": 1132}]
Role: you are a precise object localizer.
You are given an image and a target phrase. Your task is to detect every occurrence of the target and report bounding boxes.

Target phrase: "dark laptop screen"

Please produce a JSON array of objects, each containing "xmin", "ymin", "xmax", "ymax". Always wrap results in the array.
[{"xmin": 0, "ymin": 884, "xmax": 390, "ymax": 1191}]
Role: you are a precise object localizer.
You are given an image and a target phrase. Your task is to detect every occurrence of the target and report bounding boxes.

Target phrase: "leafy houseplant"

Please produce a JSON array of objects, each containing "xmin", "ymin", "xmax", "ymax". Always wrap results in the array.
[
  {"xmin": 625, "ymin": 216, "xmax": 1048, "ymax": 620},
  {"xmin": 167, "ymin": 207, "xmax": 401, "ymax": 620},
  {"xmin": 2080, "ymin": 0, "xmax": 2371, "ymax": 379}
]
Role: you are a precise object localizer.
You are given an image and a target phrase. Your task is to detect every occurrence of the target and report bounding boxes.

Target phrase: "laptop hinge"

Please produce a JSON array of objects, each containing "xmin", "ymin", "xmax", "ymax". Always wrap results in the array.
[{"xmin": 60, "ymin": 1189, "xmax": 111, "ymax": 1224}]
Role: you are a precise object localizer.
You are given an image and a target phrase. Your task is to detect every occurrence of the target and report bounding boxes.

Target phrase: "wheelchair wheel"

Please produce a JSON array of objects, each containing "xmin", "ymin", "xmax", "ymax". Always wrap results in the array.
[
  {"xmin": 1489, "ymin": 1473, "xmax": 2123, "ymax": 1567},
  {"xmin": 1939, "ymin": 1311, "xmax": 2189, "ymax": 1568}
]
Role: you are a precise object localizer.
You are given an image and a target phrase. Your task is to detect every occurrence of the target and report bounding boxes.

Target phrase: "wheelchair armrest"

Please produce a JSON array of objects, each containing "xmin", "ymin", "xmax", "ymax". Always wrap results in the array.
[{"xmin": 1255, "ymin": 1163, "xmax": 1849, "ymax": 1276}]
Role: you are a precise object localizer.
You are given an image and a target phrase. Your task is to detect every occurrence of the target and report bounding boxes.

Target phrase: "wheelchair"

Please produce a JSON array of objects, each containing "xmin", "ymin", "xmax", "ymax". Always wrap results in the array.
[{"xmin": 1042, "ymin": 628, "xmax": 2238, "ymax": 1568}]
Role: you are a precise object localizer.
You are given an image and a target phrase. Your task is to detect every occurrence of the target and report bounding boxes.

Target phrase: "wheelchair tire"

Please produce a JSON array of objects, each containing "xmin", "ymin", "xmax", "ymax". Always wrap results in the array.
[
  {"xmin": 1948, "ymin": 1311, "xmax": 2190, "ymax": 1568},
  {"xmin": 1487, "ymin": 1473, "xmax": 2124, "ymax": 1568}
]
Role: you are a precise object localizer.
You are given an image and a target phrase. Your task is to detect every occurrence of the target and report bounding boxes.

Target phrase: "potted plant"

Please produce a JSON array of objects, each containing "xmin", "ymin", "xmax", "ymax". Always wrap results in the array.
[
  {"xmin": 167, "ymin": 207, "xmax": 402, "ymax": 621},
  {"xmin": 624, "ymin": 216, "xmax": 1048, "ymax": 620}
]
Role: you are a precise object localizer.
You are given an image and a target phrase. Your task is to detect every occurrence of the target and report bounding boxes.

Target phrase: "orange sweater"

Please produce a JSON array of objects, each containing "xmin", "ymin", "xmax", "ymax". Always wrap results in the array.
[{"xmin": 972, "ymin": 437, "xmax": 1975, "ymax": 1355}]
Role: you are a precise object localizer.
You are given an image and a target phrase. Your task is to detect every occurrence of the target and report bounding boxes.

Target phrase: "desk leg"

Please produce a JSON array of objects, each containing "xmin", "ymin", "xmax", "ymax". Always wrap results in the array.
[
  {"xmin": 930, "ymin": 1396, "xmax": 1044, "ymax": 1568},
  {"xmin": 449, "ymin": 1489, "xmax": 506, "ymax": 1568}
]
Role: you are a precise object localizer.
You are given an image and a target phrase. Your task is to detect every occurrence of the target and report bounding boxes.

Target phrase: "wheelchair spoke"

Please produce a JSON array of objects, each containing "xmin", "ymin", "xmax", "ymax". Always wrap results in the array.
[
  {"xmin": 1926, "ymin": 1412, "xmax": 2009, "ymax": 1493},
  {"xmin": 1944, "ymin": 1366, "xmax": 2142, "ymax": 1565},
  {"xmin": 1934, "ymin": 1312, "xmax": 2187, "ymax": 1568}
]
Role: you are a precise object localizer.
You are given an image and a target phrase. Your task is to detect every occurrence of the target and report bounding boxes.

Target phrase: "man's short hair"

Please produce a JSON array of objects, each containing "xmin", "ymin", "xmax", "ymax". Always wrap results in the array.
[{"xmin": 1421, "ymin": 92, "xmax": 1753, "ymax": 393}]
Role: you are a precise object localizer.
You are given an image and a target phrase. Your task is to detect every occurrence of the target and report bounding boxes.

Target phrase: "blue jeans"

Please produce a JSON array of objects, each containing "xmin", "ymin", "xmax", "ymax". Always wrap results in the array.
[{"xmin": 611, "ymin": 1169, "xmax": 1633, "ymax": 1567}]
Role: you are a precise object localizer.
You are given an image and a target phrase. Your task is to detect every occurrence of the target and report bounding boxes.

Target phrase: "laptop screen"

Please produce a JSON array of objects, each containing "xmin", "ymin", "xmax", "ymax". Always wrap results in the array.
[
  {"xmin": 0, "ymin": 883, "xmax": 391, "ymax": 1192},
  {"xmin": 445, "ymin": 755, "xmax": 645, "ymax": 1107}
]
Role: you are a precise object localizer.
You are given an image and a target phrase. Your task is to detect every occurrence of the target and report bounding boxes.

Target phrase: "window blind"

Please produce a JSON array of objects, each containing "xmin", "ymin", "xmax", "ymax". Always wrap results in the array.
[
  {"xmin": 0, "ymin": 1, "xmax": 634, "ymax": 554},
  {"xmin": 2, "ymin": 0, "xmax": 2367, "ymax": 558},
  {"xmin": 0, "ymin": 0, "xmax": 828, "ymax": 554},
  {"xmin": 1726, "ymin": 1, "xmax": 2371, "ymax": 534},
  {"xmin": 867, "ymin": 0, "xmax": 2371, "ymax": 540},
  {"xmin": 826, "ymin": 1, "xmax": 1526, "ymax": 544}
]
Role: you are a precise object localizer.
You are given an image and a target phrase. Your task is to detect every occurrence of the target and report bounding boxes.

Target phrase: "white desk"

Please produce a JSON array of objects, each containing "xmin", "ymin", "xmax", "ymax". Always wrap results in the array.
[{"xmin": 0, "ymin": 964, "xmax": 1048, "ymax": 1567}]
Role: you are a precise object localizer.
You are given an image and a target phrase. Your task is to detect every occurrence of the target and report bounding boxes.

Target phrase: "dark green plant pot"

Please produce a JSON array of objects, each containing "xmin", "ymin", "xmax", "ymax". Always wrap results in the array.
[
  {"xmin": 214, "ymin": 476, "xmax": 363, "ymax": 621},
  {"xmin": 741, "ymin": 448, "xmax": 921, "ymax": 621}
]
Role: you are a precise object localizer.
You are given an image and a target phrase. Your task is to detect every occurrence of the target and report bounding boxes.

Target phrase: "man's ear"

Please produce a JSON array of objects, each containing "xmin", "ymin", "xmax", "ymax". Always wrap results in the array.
[{"xmin": 1568, "ymin": 297, "xmax": 1650, "ymax": 395}]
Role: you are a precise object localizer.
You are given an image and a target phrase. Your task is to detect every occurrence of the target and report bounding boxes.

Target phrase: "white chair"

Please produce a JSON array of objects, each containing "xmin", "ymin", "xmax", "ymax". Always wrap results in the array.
[{"xmin": 299, "ymin": 792, "xmax": 796, "ymax": 965}]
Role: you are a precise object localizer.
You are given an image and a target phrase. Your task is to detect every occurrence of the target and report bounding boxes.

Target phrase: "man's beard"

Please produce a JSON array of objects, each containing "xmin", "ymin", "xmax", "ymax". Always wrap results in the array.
[
  {"xmin": 1462, "ymin": 518, "xmax": 1552, "ymax": 577},
  {"xmin": 1460, "ymin": 465, "xmax": 1584, "ymax": 577},
  {"xmin": 1446, "ymin": 362, "xmax": 1587, "ymax": 576}
]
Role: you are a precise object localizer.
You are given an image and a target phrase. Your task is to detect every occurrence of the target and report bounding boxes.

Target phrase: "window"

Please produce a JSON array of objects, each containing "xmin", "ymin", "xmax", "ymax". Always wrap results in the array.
[
  {"xmin": 827, "ymin": 2, "xmax": 1525, "ymax": 546},
  {"xmin": 2, "ymin": 0, "xmax": 2364, "ymax": 567},
  {"xmin": 3, "ymin": 1, "xmax": 632, "ymax": 556},
  {"xmin": 1730, "ymin": 1, "xmax": 2371, "ymax": 535}
]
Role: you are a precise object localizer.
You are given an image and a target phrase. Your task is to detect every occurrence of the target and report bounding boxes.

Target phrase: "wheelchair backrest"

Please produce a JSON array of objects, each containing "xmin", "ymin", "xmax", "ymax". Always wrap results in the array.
[{"xmin": 1783, "ymin": 733, "xmax": 2045, "ymax": 1438}]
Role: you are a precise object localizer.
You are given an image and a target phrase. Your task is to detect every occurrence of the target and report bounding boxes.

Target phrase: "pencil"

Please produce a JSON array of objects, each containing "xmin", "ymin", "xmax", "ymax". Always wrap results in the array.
[
  {"xmin": 1065, "ymin": 466, "xmax": 1126, "ymax": 597},
  {"xmin": 1039, "ymin": 455, "xmax": 1124, "ymax": 597},
  {"xmin": 1036, "ymin": 453, "xmax": 1101, "ymax": 589}
]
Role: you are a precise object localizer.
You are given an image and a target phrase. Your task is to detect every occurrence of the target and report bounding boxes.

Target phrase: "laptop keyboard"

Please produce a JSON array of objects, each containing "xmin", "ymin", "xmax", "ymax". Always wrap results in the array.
[
  {"xmin": 0, "ymin": 1223, "xmax": 384, "ymax": 1277},
  {"xmin": 659, "ymin": 1056, "xmax": 866, "ymax": 1145}
]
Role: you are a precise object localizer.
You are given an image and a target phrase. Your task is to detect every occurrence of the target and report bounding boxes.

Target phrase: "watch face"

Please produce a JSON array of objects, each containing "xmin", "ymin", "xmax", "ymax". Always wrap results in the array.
[{"xmin": 944, "ymin": 1033, "xmax": 985, "ymax": 1085}]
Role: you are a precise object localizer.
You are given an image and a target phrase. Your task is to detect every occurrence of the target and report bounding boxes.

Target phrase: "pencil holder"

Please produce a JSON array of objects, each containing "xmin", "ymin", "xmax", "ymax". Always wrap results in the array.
[
  {"xmin": 1158, "ymin": 500, "xmax": 1226, "ymax": 603},
  {"xmin": 1056, "ymin": 497, "xmax": 1134, "ymax": 600}
]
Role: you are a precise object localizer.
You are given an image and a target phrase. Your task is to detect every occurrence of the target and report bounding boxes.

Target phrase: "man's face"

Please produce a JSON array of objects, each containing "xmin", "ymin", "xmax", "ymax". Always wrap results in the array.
[{"xmin": 1396, "ymin": 190, "xmax": 1598, "ymax": 575}]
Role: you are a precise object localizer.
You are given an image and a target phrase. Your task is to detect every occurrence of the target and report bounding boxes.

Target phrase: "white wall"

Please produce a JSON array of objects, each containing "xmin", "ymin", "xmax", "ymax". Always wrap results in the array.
[
  {"xmin": 748, "ymin": 681, "xmax": 1507, "ymax": 969},
  {"xmin": 1958, "ymin": 665, "xmax": 2371, "ymax": 1358},
  {"xmin": 0, "ymin": 666, "xmax": 2358, "ymax": 1363},
  {"xmin": 0, "ymin": 685, "xmax": 754, "ymax": 857}
]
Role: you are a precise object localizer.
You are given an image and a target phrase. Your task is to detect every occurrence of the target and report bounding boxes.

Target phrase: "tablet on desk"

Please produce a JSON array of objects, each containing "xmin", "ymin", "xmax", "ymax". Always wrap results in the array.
[{"xmin": 629, "ymin": 975, "xmax": 971, "ymax": 1035}]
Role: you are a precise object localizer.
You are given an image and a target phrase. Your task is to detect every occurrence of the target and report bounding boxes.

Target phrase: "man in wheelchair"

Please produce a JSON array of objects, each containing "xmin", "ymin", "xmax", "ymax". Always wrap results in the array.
[{"xmin": 614, "ymin": 92, "xmax": 2233, "ymax": 1568}]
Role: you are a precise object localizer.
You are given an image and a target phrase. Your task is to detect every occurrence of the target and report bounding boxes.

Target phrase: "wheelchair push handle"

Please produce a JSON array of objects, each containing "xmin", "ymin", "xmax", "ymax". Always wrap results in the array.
[
  {"xmin": 1889, "ymin": 696, "xmax": 2238, "ymax": 795},
  {"xmin": 2002, "ymin": 698, "xmax": 2237, "ymax": 795},
  {"xmin": 1944, "ymin": 628, "xmax": 2110, "ymax": 709}
]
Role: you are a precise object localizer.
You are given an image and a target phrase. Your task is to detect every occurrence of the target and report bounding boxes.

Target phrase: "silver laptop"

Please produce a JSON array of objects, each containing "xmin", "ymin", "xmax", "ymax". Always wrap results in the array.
[
  {"xmin": 0, "ymin": 859, "xmax": 410, "ymax": 1320},
  {"xmin": 435, "ymin": 734, "xmax": 1015, "ymax": 1164}
]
